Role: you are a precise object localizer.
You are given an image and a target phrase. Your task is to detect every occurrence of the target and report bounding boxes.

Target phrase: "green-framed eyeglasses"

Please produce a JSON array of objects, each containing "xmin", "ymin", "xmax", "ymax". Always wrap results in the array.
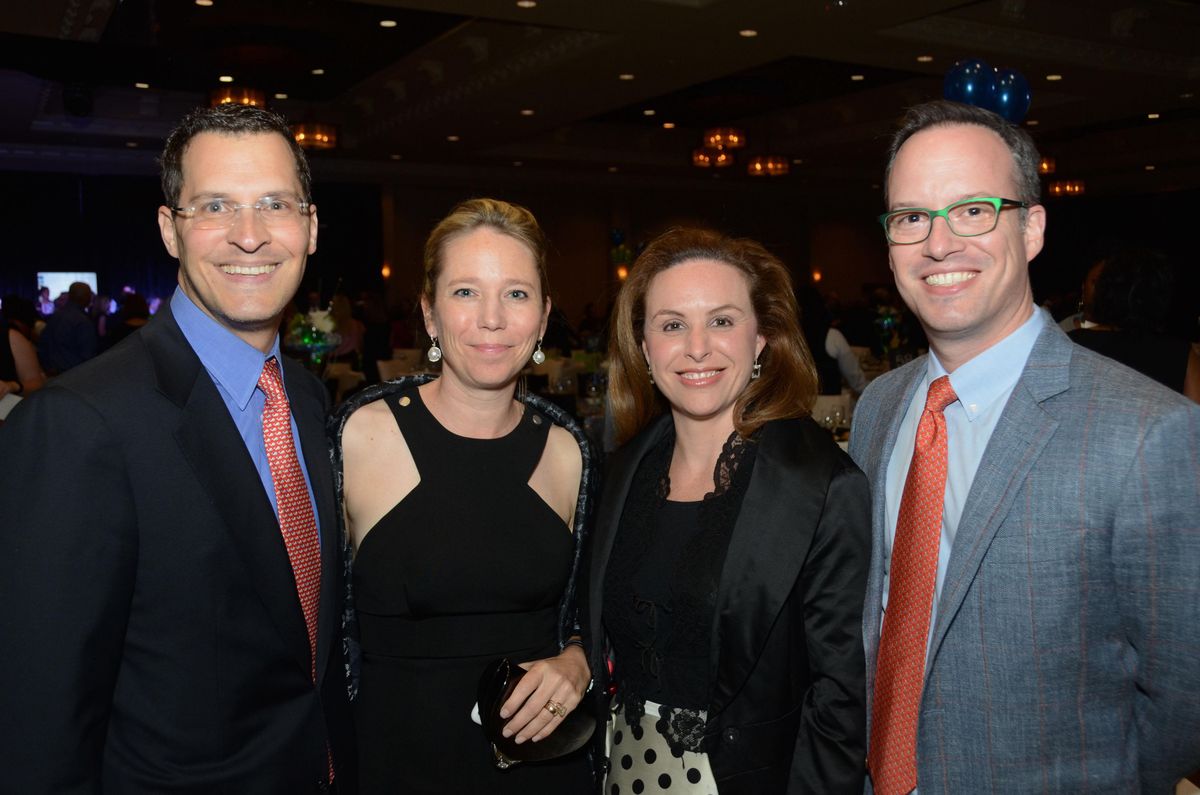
[{"xmin": 879, "ymin": 197, "xmax": 1027, "ymax": 245}]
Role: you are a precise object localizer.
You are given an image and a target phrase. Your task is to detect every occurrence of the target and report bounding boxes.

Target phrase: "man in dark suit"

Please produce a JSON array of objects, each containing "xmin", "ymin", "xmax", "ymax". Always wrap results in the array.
[
  {"xmin": 850, "ymin": 99, "xmax": 1200, "ymax": 794},
  {"xmin": 0, "ymin": 104, "xmax": 355, "ymax": 793}
]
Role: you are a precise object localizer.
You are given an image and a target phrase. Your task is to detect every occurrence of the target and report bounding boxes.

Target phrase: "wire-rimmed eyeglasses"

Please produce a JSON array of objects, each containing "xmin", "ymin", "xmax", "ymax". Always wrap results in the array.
[{"xmin": 171, "ymin": 195, "xmax": 312, "ymax": 230}]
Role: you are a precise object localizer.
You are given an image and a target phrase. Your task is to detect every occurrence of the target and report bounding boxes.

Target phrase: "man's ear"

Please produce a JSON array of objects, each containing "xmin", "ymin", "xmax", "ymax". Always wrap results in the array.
[{"xmin": 157, "ymin": 207, "xmax": 180, "ymax": 259}]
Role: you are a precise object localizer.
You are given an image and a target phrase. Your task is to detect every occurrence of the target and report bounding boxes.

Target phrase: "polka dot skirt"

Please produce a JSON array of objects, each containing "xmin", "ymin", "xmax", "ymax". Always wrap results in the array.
[{"xmin": 605, "ymin": 700, "xmax": 718, "ymax": 794}]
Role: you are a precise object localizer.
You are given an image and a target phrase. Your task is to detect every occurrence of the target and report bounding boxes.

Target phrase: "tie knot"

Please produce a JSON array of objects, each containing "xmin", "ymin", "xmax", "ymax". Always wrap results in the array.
[
  {"xmin": 258, "ymin": 356, "xmax": 286, "ymax": 402},
  {"xmin": 924, "ymin": 375, "xmax": 957, "ymax": 413}
]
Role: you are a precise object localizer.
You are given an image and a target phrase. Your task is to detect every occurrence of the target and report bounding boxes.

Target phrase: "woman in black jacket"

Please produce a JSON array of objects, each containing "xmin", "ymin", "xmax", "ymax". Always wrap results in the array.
[{"xmin": 585, "ymin": 228, "xmax": 869, "ymax": 794}]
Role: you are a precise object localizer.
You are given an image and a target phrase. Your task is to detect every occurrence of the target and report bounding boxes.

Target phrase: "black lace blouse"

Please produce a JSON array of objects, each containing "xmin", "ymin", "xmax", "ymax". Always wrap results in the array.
[{"xmin": 602, "ymin": 425, "xmax": 757, "ymax": 744}]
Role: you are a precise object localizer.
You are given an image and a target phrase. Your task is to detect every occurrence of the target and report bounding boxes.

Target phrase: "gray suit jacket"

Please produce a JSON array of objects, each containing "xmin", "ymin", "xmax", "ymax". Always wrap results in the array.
[{"xmin": 849, "ymin": 314, "xmax": 1200, "ymax": 793}]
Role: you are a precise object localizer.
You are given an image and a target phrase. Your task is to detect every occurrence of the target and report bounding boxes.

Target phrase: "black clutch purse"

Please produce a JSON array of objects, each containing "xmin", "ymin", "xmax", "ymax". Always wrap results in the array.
[{"xmin": 477, "ymin": 656, "xmax": 596, "ymax": 769}]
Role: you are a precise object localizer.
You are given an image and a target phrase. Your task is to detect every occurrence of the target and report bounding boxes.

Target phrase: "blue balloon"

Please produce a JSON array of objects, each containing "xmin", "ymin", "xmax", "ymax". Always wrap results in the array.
[
  {"xmin": 990, "ymin": 68, "xmax": 1032, "ymax": 123},
  {"xmin": 943, "ymin": 59, "xmax": 997, "ymax": 108}
]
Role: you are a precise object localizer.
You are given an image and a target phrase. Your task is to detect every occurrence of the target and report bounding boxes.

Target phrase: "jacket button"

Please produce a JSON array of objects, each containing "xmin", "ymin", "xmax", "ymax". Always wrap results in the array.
[{"xmin": 723, "ymin": 728, "xmax": 739, "ymax": 744}]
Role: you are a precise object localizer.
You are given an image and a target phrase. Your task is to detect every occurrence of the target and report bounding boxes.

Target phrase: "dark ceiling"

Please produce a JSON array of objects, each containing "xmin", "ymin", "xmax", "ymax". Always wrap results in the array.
[{"xmin": 1, "ymin": 0, "xmax": 1197, "ymax": 199}]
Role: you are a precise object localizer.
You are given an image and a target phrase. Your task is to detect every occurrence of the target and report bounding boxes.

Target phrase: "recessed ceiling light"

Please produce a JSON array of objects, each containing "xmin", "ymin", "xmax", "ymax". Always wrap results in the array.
[
  {"xmin": 792, "ymin": 158, "xmax": 804, "ymax": 164},
  {"xmin": 1182, "ymin": 92, "xmax": 1195, "ymax": 99},
  {"xmin": 390, "ymin": 154, "xmax": 402, "ymax": 160},
  {"xmin": 739, "ymin": 29, "xmax": 758, "ymax": 38},
  {"xmin": 618, "ymin": 73, "xmax": 635, "ymax": 81},
  {"xmin": 850, "ymin": 74, "xmax": 865, "ymax": 81},
  {"xmin": 520, "ymin": 108, "xmax": 535, "ymax": 116},
  {"xmin": 218, "ymin": 75, "xmax": 234, "ymax": 83},
  {"xmin": 379, "ymin": 19, "xmax": 397, "ymax": 28},
  {"xmin": 274, "ymin": 92, "xmax": 288, "ymax": 99},
  {"xmin": 446, "ymin": 135, "xmax": 460, "ymax": 142},
  {"xmin": 1144, "ymin": 164, "xmax": 1156, "ymax": 171},
  {"xmin": 126, "ymin": 142, "xmax": 139, "ymax": 148},
  {"xmin": 311, "ymin": 68, "xmax": 325, "ymax": 76},
  {"xmin": 916, "ymin": 55, "xmax": 934, "ymax": 63},
  {"xmin": 194, "ymin": 0, "xmax": 213, "ymax": 6},
  {"xmin": 1026, "ymin": 119, "xmax": 1040, "ymax": 126},
  {"xmin": 1147, "ymin": 112, "xmax": 1160, "ymax": 119},
  {"xmin": 662, "ymin": 122, "xmax": 675, "ymax": 129},
  {"xmin": 1045, "ymin": 74, "xmax": 1063, "ymax": 81},
  {"xmin": 134, "ymin": 82, "xmax": 149, "ymax": 89},
  {"xmin": 516, "ymin": 0, "xmax": 537, "ymax": 7},
  {"xmin": 607, "ymin": 166, "xmax": 619, "ymax": 173},
  {"xmin": 643, "ymin": 109, "xmax": 656, "ymax": 116},
  {"xmin": 513, "ymin": 161, "xmax": 523, "ymax": 167}
]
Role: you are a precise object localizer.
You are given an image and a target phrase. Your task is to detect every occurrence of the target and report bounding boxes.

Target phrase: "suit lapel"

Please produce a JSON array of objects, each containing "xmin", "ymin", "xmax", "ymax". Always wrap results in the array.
[
  {"xmin": 926, "ymin": 320, "xmax": 1071, "ymax": 669},
  {"xmin": 286, "ymin": 356, "xmax": 337, "ymax": 684},
  {"xmin": 708, "ymin": 420, "xmax": 831, "ymax": 717},
  {"xmin": 144, "ymin": 309, "xmax": 313, "ymax": 678}
]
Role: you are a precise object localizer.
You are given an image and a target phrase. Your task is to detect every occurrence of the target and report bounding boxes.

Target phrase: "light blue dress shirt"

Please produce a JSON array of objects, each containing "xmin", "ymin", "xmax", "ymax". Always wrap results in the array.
[
  {"xmin": 171, "ymin": 288, "xmax": 321, "ymax": 540},
  {"xmin": 881, "ymin": 306, "xmax": 1044, "ymax": 650}
]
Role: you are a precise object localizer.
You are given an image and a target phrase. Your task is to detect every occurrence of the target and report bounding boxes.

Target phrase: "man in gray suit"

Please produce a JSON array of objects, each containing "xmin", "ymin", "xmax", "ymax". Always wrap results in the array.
[{"xmin": 850, "ymin": 99, "xmax": 1200, "ymax": 794}]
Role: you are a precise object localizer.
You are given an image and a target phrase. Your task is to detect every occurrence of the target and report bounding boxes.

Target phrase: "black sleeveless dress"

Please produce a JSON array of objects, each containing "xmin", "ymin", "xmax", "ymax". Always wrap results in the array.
[{"xmin": 352, "ymin": 386, "xmax": 592, "ymax": 794}]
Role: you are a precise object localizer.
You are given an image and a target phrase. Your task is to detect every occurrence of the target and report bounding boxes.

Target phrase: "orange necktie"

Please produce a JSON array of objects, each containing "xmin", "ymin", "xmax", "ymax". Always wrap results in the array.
[
  {"xmin": 869, "ymin": 375, "xmax": 957, "ymax": 795},
  {"xmin": 258, "ymin": 357, "xmax": 321, "ymax": 679}
]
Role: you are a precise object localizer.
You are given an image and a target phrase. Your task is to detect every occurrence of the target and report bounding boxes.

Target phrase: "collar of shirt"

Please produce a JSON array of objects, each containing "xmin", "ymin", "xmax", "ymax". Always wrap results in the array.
[
  {"xmin": 926, "ymin": 305, "xmax": 1045, "ymax": 423},
  {"xmin": 170, "ymin": 288, "xmax": 281, "ymax": 408}
]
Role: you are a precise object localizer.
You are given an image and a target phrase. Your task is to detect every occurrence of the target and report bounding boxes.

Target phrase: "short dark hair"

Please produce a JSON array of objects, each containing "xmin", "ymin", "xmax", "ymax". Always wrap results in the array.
[
  {"xmin": 608, "ymin": 227, "xmax": 818, "ymax": 445},
  {"xmin": 159, "ymin": 104, "xmax": 311, "ymax": 206},
  {"xmin": 884, "ymin": 100, "xmax": 1041, "ymax": 208}
]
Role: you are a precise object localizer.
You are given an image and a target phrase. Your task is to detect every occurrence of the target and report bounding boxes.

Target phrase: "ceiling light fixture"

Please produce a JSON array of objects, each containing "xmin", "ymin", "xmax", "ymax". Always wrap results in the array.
[
  {"xmin": 134, "ymin": 82, "xmax": 149, "ymax": 89},
  {"xmin": 1144, "ymin": 165, "xmax": 1156, "ymax": 171},
  {"xmin": 446, "ymin": 135, "xmax": 460, "ymax": 142},
  {"xmin": 703, "ymin": 127, "xmax": 745, "ymax": 149},
  {"xmin": 643, "ymin": 109, "xmax": 656, "ymax": 116},
  {"xmin": 126, "ymin": 142, "xmax": 138, "ymax": 148},
  {"xmin": 274, "ymin": 92, "xmax": 288, "ymax": 99},
  {"xmin": 516, "ymin": 0, "xmax": 537, "ymax": 7},
  {"xmin": 1047, "ymin": 180, "xmax": 1085, "ymax": 197},
  {"xmin": 194, "ymin": 0, "xmax": 213, "ymax": 6},
  {"xmin": 739, "ymin": 29, "xmax": 758, "ymax": 38},
  {"xmin": 1045, "ymin": 74, "xmax": 1063, "ymax": 81},
  {"xmin": 1026, "ymin": 119, "xmax": 1039, "ymax": 126},
  {"xmin": 662, "ymin": 122, "xmax": 675, "ymax": 129},
  {"xmin": 390, "ymin": 154, "xmax": 402, "ymax": 160},
  {"xmin": 747, "ymin": 155, "xmax": 790, "ymax": 177},
  {"xmin": 311, "ymin": 68, "xmax": 325, "ymax": 76},
  {"xmin": 520, "ymin": 108, "xmax": 535, "ymax": 116},
  {"xmin": 850, "ymin": 74, "xmax": 865, "ymax": 81},
  {"xmin": 1147, "ymin": 112, "xmax": 1160, "ymax": 119},
  {"xmin": 618, "ymin": 73, "xmax": 635, "ymax": 81},
  {"xmin": 608, "ymin": 166, "xmax": 619, "ymax": 173},
  {"xmin": 218, "ymin": 75, "xmax": 234, "ymax": 83},
  {"xmin": 379, "ymin": 20, "xmax": 397, "ymax": 28},
  {"xmin": 916, "ymin": 55, "xmax": 934, "ymax": 63},
  {"xmin": 291, "ymin": 123, "xmax": 336, "ymax": 150},
  {"xmin": 210, "ymin": 87, "xmax": 267, "ymax": 107},
  {"xmin": 1038, "ymin": 157, "xmax": 1056, "ymax": 175}
]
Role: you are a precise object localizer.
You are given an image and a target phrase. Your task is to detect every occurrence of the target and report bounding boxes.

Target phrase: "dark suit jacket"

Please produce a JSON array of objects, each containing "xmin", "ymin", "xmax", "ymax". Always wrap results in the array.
[
  {"xmin": 584, "ymin": 415, "xmax": 870, "ymax": 794},
  {"xmin": 0, "ymin": 305, "xmax": 355, "ymax": 794},
  {"xmin": 850, "ymin": 315, "xmax": 1200, "ymax": 793}
]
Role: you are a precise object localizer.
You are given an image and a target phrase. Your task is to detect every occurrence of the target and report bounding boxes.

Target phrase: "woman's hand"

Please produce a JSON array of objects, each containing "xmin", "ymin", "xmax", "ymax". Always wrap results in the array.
[{"xmin": 499, "ymin": 643, "xmax": 589, "ymax": 744}]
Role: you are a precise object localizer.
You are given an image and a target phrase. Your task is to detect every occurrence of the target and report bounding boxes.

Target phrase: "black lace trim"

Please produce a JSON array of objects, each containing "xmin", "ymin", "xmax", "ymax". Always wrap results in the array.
[{"xmin": 604, "ymin": 424, "xmax": 757, "ymax": 748}]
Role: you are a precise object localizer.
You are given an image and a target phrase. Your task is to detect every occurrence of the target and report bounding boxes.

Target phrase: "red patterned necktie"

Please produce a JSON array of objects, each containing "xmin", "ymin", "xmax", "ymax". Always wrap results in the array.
[
  {"xmin": 869, "ymin": 375, "xmax": 958, "ymax": 795},
  {"xmin": 258, "ymin": 357, "xmax": 321, "ymax": 680}
]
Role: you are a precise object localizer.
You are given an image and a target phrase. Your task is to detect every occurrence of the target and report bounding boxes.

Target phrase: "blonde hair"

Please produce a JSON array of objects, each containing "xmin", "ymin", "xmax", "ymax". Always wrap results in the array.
[
  {"xmin": 422, "ymin": 198, "xmax": 549, "ymax": 304},
  {"xmin": 608, "ymin": 227, "xmax": 817, "ymax": 446}
]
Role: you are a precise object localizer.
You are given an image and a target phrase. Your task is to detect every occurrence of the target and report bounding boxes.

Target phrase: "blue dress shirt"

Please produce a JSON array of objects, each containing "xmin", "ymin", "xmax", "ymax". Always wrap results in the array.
[
  {"xmin": 171, "ymin": 288, "xmax": 321, "ymax": 541},
  {"xmin": 881, "ymin": 305, "xmax": 1045, "ymax": 650}
]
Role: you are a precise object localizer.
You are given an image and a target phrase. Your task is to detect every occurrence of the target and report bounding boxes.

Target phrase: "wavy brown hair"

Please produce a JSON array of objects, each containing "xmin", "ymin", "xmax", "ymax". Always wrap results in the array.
[{"xmin": 608, "ymin": 227, "xmax": 817, "ymax": 446}]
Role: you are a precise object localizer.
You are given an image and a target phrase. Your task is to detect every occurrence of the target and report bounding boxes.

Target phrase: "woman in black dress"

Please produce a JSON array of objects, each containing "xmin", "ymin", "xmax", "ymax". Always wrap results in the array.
[
  {"xmin": 584, "ymin": 228, "xmax": 869, "ymax": 794},
  {"xmin": 331, "ymin": 198, "xmax": 594, "ymax": 793}
]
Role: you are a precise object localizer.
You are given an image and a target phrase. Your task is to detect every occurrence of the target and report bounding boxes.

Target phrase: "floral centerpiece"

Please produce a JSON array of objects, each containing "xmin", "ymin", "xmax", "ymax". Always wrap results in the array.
[{"xmin": 285, "ymin": 307, "xmax": 341, "ymax": 368}]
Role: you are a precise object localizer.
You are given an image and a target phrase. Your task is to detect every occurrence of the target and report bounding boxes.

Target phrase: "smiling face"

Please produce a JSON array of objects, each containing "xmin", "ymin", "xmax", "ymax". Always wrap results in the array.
[
  {"xmin": 422, "ymin": 226, "xmax": 550, "ymax": 392},
  {"xmin": 157, "ymin": 131, "xmax": 317, "ymax": 352},
  {"xmin": 641, "ymin": 258, "xmax": 765, "ymax": 430},
  {"xmin": 886, "ymin": 123, "xmax": 1045, "ymax": 370}
]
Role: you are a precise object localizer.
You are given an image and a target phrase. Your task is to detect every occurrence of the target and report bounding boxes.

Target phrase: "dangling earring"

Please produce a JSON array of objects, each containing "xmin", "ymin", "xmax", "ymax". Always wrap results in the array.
[
  {"xmin": 427, "ymin": 336, "xmax": 443, "ymax": 363},
  {"xmin": 647, "ymin": 365, "xmax": 654, "ymax": 386},
  {"xmin": 751, "ymin": 356, "xmax": 762, "ymax": 380},
  {"xmin": 531, "ymin": 338, "xmax": 546, "ymax": 365}
]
